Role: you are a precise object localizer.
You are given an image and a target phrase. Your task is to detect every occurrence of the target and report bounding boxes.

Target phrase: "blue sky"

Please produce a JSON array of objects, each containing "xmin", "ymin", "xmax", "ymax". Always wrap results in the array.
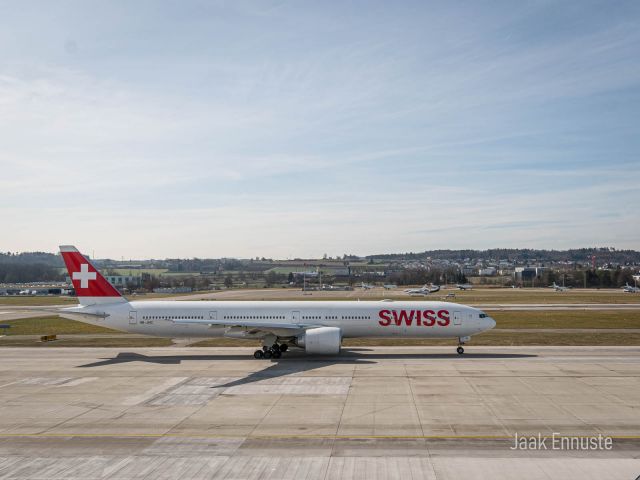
[{"xmin": 1, "ymin": 1, "xmax": 639, "ymax": 258}]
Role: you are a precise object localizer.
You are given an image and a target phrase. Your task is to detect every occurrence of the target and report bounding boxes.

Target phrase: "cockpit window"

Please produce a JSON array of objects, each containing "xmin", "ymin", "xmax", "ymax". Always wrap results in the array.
[{"xmin": 479, "ymin": 313, "xmax": 488, "ymax": 318}]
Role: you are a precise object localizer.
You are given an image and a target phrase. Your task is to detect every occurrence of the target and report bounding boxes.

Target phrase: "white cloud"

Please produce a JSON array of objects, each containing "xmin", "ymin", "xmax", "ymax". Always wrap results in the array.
[{"xmin": 0, "ymin": 2, "xmax": 638, "ymax": 257}]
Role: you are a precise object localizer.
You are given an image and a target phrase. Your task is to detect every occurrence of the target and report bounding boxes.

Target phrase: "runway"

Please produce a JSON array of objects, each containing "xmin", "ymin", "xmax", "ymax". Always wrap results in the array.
[{"xmin": 0, "ymin": 346, "xmax": 638, "ymax": 479}]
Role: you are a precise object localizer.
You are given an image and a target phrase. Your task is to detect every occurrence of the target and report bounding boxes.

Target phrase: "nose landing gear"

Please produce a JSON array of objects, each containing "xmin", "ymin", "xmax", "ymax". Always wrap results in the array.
[{"xmin": 456, "ymin": 336, "xmax": 470, "ymax": 355}]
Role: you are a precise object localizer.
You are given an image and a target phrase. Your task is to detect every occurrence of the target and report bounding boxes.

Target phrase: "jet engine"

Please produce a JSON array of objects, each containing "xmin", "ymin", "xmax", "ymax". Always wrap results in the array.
[{"xmin": 296, "ymin": 327, "xmax": 341, "ymax": 354}]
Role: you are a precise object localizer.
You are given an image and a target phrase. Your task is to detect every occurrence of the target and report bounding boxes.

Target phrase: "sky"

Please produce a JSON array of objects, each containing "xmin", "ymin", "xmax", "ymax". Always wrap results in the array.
[{"xmin": 1, "ymin": 0, "xmax": 639, "ymax": 259}]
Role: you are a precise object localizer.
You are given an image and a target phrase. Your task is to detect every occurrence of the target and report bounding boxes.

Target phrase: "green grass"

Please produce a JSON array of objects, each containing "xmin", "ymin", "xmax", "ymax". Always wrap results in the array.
[
  {"xmin": 160, "ymin": 272, "xmax": 201, "ymax": 277},
  {"xmin": 489, "ymin": 310, "xmax": 640, "ymax": 329},
  {"xmin": 342, "ymin": 332, "xmax": 640, "ymax": 346},
  {"xmin": 0, "ymin": 296, "xmax": 77, "ymax": 306},
  {"xmin": 2, "ymin": 310, "xmax": 639, "ymax": 347},
  {"xmin": 192, "ymin": 331, "xmax": 640, "ymax": 347},
  {"xmin": 435, "ymin": 288, "xmax": 640, "ymax": 305},
  {"xmin": 0, "ymin": 316, "xmax": 121, "ymax": 335},
  {"xmin": 171, "ymin": 287, "xmax": 640, "ymax": 304},
  {"xmin": 2, "ymin": 332, "xmax": 638, "ymax": 347}
]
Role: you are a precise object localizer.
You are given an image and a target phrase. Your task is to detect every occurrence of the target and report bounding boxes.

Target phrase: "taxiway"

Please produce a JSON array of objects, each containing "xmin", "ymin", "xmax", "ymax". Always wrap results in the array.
[{"xmin": 0, "ymin": 346, "xmax": 638, "ymax": 479}]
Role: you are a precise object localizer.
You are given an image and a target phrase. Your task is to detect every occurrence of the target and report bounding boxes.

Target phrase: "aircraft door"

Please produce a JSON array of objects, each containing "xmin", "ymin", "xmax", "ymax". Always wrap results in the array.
[
  {"xmin": 291, "ymin": 310, "xmax": 300, "ymax": 323},
  {"xmin": 209, "ymin": 311, "xmax": 217, "ymax": 320},
  {"xmin": 453, "ymin": 311, "xmax": 462, "ymax": 326},
  {"xmin": 129, "ymin": 311, "xmax": 137, "ymax": 324}
]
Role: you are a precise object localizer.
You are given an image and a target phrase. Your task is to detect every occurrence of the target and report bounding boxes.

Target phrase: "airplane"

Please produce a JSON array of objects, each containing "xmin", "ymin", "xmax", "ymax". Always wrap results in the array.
[
  {"xmin": 56, "ymin": 245, "xmax": 496, "ymax": 357},
  {"xmin": 360, "ymin": 282, "xmax": 374, "ymax": 290},
  {"xmin": 622, "ymin": 283, "xmax": 640, "ymax": 293},
  {"xmin": 383, "ymin": 284, "xmax": 397, "ymax": 290},
  {"xmin": 456, "ymin": 284, "xmax": 473, "ymax": 291},
  {"xmin": 404, "ymin": 284, "xmax": 441, "ymax": 295},
  {"xmin": 550, "ymin": 282, "xmax": 570, "ymax": 292}
]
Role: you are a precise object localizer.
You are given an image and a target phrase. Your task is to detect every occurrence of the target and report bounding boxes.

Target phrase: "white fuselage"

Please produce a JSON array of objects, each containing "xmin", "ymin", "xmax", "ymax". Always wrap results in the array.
[{"xmin": 61, "ymin": 300, "xmax": 495, "ymax": 340}]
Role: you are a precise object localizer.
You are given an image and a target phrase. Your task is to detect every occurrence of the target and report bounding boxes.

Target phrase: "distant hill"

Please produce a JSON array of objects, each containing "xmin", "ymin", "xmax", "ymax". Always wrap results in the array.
[
  {"xmin": 367, "ymin": 248, "xmax": 640, "ymax": 265},
  {"xmin": 0, "ymin": 252, "xmax": 64, "ymax": 283},
  {"xmin": 0, "ymin": 252, "xmax": 63, "ymax": 267}
]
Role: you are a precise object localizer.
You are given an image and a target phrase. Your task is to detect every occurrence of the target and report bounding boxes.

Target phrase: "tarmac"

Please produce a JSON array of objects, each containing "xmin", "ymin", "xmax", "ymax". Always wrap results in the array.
[{"xmin": 0, "ymin": 346, "xmax": 638, "ymax": 479}]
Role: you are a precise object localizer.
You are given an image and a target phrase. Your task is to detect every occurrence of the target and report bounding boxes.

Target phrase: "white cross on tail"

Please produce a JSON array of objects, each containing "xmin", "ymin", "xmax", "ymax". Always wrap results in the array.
[{"xmin": 72, "ymin": 263, "xmax": 97, "ymax": 288}]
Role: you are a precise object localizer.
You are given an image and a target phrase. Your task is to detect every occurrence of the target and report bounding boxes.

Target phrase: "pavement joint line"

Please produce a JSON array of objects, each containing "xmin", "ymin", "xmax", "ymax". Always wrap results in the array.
[{"xmin": 0, "ymin": 433, "xmax": 638, "ymax": 439}]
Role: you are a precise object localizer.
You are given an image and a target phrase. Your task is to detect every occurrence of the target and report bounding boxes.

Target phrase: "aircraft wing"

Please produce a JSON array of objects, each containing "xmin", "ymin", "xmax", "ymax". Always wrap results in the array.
[{"xmin": 171, "ymin": 318, "xmax": 316, "ymax": 336}]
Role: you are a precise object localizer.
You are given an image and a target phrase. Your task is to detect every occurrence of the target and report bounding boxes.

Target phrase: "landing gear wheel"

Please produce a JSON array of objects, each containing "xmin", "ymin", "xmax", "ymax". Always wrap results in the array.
[
  {"xmin": 279, "ymin": 344, "xmax": 288, "ymax": 352},
  {"xmin": 254, "ymin": 350, "xmax": 264, "ymax": 359},
  {"xmin": 271, "ymin": 349, "xmax": 282, "ymax": 359},
  {"xmin": 264, "ymin": 350, "xmax": 273, "ymax": 359},
  {"xmin": 456, "ymin": 346, "xmax": 464, "ymax": 355},
  {"xmin": 262, "ymin": 346, "xmax": 270, "ymax": 352}
]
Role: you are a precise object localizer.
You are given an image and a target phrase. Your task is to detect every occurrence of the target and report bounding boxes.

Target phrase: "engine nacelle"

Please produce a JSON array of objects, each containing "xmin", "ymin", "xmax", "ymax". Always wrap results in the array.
[{"xmin": 296, "ymin": 327, "xmax": 341, "ymax": 355}]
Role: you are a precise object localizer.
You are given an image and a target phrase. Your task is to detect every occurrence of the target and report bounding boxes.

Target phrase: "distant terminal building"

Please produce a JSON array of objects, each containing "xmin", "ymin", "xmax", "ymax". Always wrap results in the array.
[
  {"xmin": 0, "ymin": 283, "xmax": 73, "ymax": 296},
  {"xmin": 104, "ymin": 275, "xmax": 141, "ymax": 289},
  {"xmin": 293, "ymin": 271, "xmax": 318, "ymax": 278},
  {"xmin": 478, "ymin": 267, "xmax": 497, "ymax": 276},
  {"xmin": 153, "ymin": 287, "xmax": 193, "ymax": 294},
  {"xmin": 514, "ymin": 267, "xmax": 546, "ymax": 283}
]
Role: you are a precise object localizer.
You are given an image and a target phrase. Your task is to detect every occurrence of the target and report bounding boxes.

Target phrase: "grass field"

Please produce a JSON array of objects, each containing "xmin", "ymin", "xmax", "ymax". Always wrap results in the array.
[
  {"xmin": 0, "ymin": 316, "xmax": 120, "ymax": 335},
  {"xmin": 341, "ymin": 332, "xmax": 640, "ymax": 346},
  {"xmin": 0, "ymin": 296, "xmax": 77, "ymax": 306},
  {"xmin": 1, "ymin": 310, "xmax": 639, "ymax": 347},
  {"xmin": 167, "ymin": 287, "xmax": 640, "ymax": 304},
  {"xmin": 441, "ymin": 288, "xmax": 640, "ymax": 305},
  {"xmin": 190, "ymin": 332, "xmax": 640, "ymax": 347},
  {"xmin": 0, "ymin": 290, "xmax": 212, "ymax": 305},
  {"xmin": 489, "ymin": 310, "xmax": 640, "ymax": 329},
  {"xmin": 2, "ymin": 287, "xmax": 639, "ymax": 306}
]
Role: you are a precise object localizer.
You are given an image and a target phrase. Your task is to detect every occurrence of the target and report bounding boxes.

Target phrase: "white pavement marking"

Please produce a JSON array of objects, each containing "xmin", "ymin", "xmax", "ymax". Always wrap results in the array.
[
  {"xmin": 55, "ymin": 377, "xmax": 98, "ymax": 387},
  {"xmin": 19, "ymin": 377, "xmax": 72, "ymax": 386},
  {"xmin": 122, "ymin": 377, "xmax": 188, "ymax": 406},
  {"xmin": 224, "ymin": 384, "xmax": 350, "ymax": 395}
]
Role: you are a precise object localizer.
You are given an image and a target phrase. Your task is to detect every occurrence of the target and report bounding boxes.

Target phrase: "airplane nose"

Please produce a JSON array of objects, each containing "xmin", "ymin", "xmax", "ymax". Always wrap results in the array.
[{"xmin": 486, "ymin": 317, "xmax": 496, "ymax": 330}]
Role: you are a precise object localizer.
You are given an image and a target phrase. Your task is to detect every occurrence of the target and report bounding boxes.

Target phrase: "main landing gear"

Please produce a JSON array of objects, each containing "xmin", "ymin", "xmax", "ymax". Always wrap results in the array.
[
  {"xmin": 253, "ymin": 343, "xmax": 288, "ymax": 359},
  {"xmin": 456, "ymin": 346, "xmax": 464, "ymax": 355}
]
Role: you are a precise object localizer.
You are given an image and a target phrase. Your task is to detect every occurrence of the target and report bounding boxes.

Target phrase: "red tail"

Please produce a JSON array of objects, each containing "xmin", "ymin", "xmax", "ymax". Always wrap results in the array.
[{"xmin": 59, "ymin": 245, "xmax": 125, "ymax": 305}]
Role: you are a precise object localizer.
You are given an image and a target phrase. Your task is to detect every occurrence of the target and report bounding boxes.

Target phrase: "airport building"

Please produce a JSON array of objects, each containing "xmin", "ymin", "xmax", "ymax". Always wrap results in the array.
[
  {"xmin": 152, "ymin": 286, "xmax": 193, "ymax": 294},
  {"xmin": 104, "ymin": 275, "xmax": 141, "ymax": 289},
  {"xmin": 0, "ymin": 283, "xmax": 73, "ymax": 296},
  {"xmin": 514, "ymin": 266, "xmax": 546, "ymax": 282}
]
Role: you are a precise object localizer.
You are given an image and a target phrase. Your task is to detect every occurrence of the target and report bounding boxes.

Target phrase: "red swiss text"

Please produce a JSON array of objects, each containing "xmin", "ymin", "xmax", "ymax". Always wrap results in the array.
[{"xmin": 378, "ymin": 309, "xmax": 450, "ymax": 327}]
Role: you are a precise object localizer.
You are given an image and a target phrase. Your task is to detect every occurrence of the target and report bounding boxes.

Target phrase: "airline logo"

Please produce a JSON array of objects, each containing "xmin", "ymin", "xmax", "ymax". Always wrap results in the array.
[
  {"xmin": 378, "ymin": 309, "xmax": 450, "ymax": 327},
  {"xmin": 60, "ymin": 246, "xmax": 121, "ymax": 297},
  {"xmin": 72, "ymin": 263, "xmax": 97, "ymax": 288}
]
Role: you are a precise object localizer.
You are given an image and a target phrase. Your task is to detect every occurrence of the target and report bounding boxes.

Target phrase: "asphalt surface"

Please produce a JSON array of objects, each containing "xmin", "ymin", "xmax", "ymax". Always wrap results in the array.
[{"xmin": 0, "ymin": 346, "xmax": 638, "ymax": 479}]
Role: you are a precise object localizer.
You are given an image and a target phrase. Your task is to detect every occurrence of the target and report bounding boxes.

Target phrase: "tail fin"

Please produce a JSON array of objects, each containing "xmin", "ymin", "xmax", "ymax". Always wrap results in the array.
[{"xmin": 59, "ymin": 245, "xmax": 126, "ymax": 306}]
